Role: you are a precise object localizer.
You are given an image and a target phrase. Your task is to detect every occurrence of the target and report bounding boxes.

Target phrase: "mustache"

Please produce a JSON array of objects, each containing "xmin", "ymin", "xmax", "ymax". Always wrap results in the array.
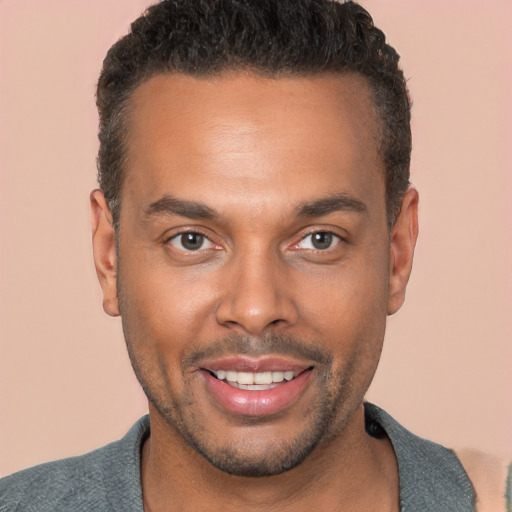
[{"xmin": 181, "ymin": 333, "xmax": 333, "ymax": 369}]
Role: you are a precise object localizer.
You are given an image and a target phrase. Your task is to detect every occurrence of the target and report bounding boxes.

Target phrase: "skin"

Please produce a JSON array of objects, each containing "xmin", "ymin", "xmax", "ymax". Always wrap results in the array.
[{"xmin": 91, "ymin": 72, "xmax": 418, "ymax": 511}]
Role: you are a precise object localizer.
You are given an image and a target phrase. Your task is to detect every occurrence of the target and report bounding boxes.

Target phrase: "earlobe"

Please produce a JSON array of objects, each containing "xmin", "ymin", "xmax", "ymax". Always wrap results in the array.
[
  {"xmin": 90, "ymin": 189, "xmax": 120, "ymax": 317},
  {"xmin": 387, "ymin": 186, "xmax": 419, "ymax": 315}
]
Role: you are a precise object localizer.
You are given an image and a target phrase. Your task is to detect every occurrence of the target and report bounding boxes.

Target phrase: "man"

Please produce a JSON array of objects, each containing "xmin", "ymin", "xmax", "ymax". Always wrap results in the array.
[{"xmin": 0, "ymin": 0, "xmax": 509, "ymax": 511}]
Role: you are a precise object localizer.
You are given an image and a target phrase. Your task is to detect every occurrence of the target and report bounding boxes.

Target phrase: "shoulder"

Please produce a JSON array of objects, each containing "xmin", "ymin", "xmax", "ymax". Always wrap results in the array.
[
  {"xmin": 365, "ymin": 403, "xmax": 512, "ymax": 512},
  {"xmin": 0, "ymin": 416, "xmax": 149, "ymax": 512},
  {"xmin": 0, "ymin": 449, "xmax": 107, "ymax": 512},
  {"xmin": 365, "ymin": 403, "xmax": 475, "ymax": 511}
]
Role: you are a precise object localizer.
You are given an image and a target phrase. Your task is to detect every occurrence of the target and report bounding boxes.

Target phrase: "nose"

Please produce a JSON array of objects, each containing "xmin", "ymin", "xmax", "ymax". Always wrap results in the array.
[{"xmin": 215, "ymin": 249, "xmax": 299, "ymax": 336}]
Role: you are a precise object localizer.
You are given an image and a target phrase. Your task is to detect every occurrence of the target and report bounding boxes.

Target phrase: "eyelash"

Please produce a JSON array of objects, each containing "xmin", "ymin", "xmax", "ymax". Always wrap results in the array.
[
  {"xmin": 166, "ymin": 231, "xmax": 217, "ymax": 252},
  {"xmin": 294, "ymin": 231, "xmax": 343, "ymax": 251},
  {"xmin": 165, "ymin": 229, "xmax": 344, "ymax": 253}
]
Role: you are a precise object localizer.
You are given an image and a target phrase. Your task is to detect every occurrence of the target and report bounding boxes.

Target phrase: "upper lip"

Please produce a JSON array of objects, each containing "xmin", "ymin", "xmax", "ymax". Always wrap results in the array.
[{"xmin": 198, "ymin": 355, "xmax": 313, "ymax": 373}]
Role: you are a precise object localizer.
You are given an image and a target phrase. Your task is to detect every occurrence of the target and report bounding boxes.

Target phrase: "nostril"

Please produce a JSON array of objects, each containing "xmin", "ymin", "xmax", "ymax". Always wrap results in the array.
[{"xmin": 214, "ymin": 285, "xmax": 299, "ymax": 336}]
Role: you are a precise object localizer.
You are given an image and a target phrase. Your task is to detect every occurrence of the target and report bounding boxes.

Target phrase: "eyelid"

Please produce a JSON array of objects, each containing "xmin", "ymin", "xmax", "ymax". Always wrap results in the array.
[
  {"xmin": 290, "ymin": 229, "xmax": 346, "ymax": 251},
  {"xmin": 164, "ymin": 228, "xmax": 220, "ymax": 251}
]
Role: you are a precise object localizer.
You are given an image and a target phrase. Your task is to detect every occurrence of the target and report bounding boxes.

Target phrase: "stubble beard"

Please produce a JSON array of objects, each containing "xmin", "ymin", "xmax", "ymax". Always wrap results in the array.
[
  {"xmin": 114, "ymin": 236, "xmax": 383, "ymax": 477},
  {"xmin": 153, "ymin": 368, "xmax": 356, "ymax": 477},
  {"xmin": 123, "ymin": 326, "xmax": 366, "ymax": 478}
]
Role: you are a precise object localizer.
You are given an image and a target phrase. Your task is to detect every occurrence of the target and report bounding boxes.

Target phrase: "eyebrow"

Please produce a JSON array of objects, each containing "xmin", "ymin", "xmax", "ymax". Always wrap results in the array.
[
  {"xmin": 144, "ymin": 195, "xmax": 219, "ymax": 221},
  {"xmin": 296, "ymin": 194, "xmax": 367, "ymax": 217},
  {"xmin": 144, "ymin": 192, "xmax": 367, "ymax": 222}
]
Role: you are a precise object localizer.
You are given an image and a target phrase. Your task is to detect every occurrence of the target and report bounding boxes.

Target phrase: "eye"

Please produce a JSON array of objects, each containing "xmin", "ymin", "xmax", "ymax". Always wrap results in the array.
[
  {"xmin": 296, "ymin": 231, "xmax": 341, "ymax": 250},
  {"xmin": 168, "ymin": 232, "xmax": 215, "ymax": 251}
]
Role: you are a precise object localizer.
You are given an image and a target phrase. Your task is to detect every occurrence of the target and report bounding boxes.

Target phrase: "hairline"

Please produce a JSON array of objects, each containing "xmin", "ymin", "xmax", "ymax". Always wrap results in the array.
[{"xmin": 105, "ymin": 67, "xmax": 397, "ymax": 234}]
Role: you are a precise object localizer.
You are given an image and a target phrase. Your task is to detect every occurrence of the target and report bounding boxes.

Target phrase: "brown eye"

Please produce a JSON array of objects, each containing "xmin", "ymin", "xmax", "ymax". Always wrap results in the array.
[
  {"xmin": 297, "ymin": 232, "xmax": 339, "ymax": 250},
  {"xmin": 311, "ymin": 232, "xmax": 333, "ymax": 249},
  {"xmin": 169, "ymin": 232, "xmax": 212, "ymax": 251}
]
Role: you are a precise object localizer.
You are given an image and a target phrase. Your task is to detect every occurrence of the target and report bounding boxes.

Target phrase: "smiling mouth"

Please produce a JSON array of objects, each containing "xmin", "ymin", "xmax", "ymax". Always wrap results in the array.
[
  {"xmin": 200, "ymin": 360, "xmax": 315, "ymax": 416},
  {"xmin": 204, "ymin": 368, "xmax": 312, "ymax": 390}
]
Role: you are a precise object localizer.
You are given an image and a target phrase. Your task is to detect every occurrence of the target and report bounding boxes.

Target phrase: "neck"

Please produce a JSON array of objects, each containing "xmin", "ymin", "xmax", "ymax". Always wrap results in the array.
[{"xmin": 141, "ymin": 404, "xmax": 399, "ymax": 512}]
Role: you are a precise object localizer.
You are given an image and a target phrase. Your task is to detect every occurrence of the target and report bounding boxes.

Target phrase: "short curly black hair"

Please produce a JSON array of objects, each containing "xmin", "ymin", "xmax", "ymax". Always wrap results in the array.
[{"xmin": 96, "ymin": 0, "xmax": 411, "ymax": 229}]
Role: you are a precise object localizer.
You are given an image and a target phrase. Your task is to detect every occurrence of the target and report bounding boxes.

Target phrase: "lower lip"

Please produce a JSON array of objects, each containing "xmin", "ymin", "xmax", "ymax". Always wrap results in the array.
[{"xmin": 202, "ymin": 370, "xmax": 313, "ymax": 416}]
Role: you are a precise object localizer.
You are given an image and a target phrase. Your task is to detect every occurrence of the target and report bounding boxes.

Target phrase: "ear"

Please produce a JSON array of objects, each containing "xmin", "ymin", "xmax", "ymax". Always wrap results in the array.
[
  {"xmin": 387, "ymin": 186, "xmax": 419, "ymax": 315},
  {"xmin": 90, "ymin": 189, "xmax": 120, "ymax": 317}
]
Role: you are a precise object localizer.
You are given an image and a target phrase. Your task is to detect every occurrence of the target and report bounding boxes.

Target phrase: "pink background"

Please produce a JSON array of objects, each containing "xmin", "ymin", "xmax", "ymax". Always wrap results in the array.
[{"xmin": 0, "ymin": 1, "xmax": 511, "ymax": 477}]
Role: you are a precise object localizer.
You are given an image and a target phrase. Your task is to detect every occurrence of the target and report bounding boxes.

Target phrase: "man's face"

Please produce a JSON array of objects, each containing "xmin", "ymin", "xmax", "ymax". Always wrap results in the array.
[{"xmin": 96, "ymin": 72, "xmax": 404, "ymax": 476}]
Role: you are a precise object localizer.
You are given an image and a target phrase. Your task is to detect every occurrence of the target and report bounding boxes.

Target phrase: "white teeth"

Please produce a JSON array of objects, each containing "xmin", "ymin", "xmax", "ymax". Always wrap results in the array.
[
  {"xmin": 237, "ymin": 372, "xmax": 254, "ymax": 385},
  {"xmin": 226, "ymin": 371, "xmax": 237, "ymax": 382},
  {"xmin": 212, "ymin": 369, "xmax": 297, "ymax": 385},
  {"xmin": 253, "ymin": 372, "xmax": 272, "ymax": 385},
  {"xmin": 239, "ymin": 383, "xmax": 277, "ymax": 390},
  {"xmin": 271, "ymin": 371, "xmax": 284, "ymax": 382}
]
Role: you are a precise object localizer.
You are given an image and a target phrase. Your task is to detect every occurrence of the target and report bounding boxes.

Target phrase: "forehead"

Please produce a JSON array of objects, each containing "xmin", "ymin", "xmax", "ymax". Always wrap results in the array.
[{"xmin": 122, "ymin": 72, "xmax": 384, "ymax": 219}]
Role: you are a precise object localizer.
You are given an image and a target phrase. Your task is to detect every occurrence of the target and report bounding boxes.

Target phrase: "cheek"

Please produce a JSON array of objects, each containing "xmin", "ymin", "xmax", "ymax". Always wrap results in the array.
[
  {"xmin": 128, "ymin": 242, "xmax": 217, "ymax": 309},
  {"xmin": 117, "ymin": 252, "xmax": 220, "ymax": 361},
  {"xmin": 304, "ymin": 252, "xmax": 388, "ymax": 322},
  {"xmin": 117, "ymin": 266, "xmax": 212, "ymax": 402},
  {"xmin": 298, "ymin": 248, "xmax": 389, "ymax": 362}
]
